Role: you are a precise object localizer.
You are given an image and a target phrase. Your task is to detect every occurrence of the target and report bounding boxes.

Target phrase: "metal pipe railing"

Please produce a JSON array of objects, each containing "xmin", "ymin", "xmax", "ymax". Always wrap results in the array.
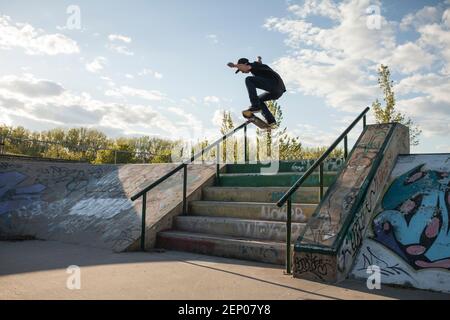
[
  {"xmin": 276, "ymin": 107, "xmax": 369, "ymax": 208},
  {"xmin": 131, "ymin": 120, "xmax": 250, "ymax": 251},
  {"xmin": 277, "ymin": 107, "xmax": 370, "ymax": 274}
]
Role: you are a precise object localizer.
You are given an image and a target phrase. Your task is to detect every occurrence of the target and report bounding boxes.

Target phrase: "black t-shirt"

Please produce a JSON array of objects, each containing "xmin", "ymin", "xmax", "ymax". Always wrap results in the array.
[{"xmin": 249, "ymin": 62, "xmax": 286, "ymax": 92}]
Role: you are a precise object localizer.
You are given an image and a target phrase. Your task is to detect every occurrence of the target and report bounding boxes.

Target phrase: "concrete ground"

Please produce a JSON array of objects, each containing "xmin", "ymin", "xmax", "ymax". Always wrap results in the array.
[{"xmin": 0, "ymin": 240, "xmax": 448, "ymax": 300}]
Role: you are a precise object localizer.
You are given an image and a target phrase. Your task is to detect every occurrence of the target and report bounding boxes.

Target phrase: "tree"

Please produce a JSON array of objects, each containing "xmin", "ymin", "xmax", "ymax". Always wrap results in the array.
[
  {"xmin": 219, "ymin": 111, "xmax": 237, "ymax": 162},
  {"xmin": 372, "ymin": 64, "xmax": 421, "ymax": 146},
  {"xmin": 0, "ymin": 125, "xmax": 178, "ymax": 164},
  {"xmin": 256, "ymin": 101, "xmax": 303, "ymax": 161}
]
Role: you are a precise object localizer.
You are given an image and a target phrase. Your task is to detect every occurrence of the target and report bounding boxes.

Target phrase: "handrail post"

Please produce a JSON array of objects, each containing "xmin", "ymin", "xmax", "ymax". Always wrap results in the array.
[
  {"xmin": 344, "ymin": 135, "xmax": 348, "ymax": 160},
  {"xmin": 182, "ymin": 164, "xmax": 187, "ymax": 214},
  {"xmin": 244, "ymin": 125, "xmax": 248, "ymax": 164},
  {"xmin": 363, "ymin": 115, "xmax": 367, "ymax": 129},
  {"xmin": 216, "ymin": 143, "xmax": 220, "ymax": 184},
  {"xmin": 141, "ymin": 192, "xmax": 147, "ymax": 251},
  {"xmin": 319, "ymin": 163, "xmax": 324, "ymax": 201},
  {"xmin": 285, "ymin": 198, "xmax": 292, "ymax": 275}
]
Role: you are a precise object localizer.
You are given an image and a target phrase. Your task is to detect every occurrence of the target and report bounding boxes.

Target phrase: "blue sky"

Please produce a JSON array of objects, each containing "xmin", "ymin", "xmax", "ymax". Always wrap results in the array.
[{"xmin": 0, "ymin": 0, "xmax": 449, "ymax": 153}]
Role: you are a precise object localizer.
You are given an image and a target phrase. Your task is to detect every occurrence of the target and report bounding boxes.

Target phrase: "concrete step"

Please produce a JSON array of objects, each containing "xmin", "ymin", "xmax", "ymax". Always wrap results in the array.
[
  {"xmin": 189, "ymin": 201, "xmax": 316, "ymax": 223},
  {"xmin": 156, "ymin": 231, "xmax": 287, "ymax": 265},
  {"xmin": 225, "ymin": 160, "xmax": 344, "ymax": 174},
  {"xmin": 218, "ymin": 172, "xmax": 337, "ymax": 187},
  {"xmin": 173, "ymin": 216, "xmax": 305, "ymax": 242},
  {"xmin": 203, "ymin": 186, "xmax": 327, "ymax": 203}
]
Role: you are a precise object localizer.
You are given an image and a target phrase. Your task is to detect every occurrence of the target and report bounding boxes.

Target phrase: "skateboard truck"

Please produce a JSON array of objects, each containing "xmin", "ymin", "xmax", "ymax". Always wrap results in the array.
[{"xmin": 242, "ymin": 110, "xmax": 272, "ymax": 130}]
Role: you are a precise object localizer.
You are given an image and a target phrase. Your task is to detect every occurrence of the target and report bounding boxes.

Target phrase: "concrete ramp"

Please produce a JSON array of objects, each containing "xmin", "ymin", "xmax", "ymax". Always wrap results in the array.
[
  {"xmin": 351, "ymin": 154, "xmax": 450, "ymax": 293},
  {"xmin": 0, "ymin": 160, "xmax": 216, "ymax": 252}
]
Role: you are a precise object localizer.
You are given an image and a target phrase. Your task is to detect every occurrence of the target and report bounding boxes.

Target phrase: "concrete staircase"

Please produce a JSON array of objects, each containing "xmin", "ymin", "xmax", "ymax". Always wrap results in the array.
[{"xmin": 156, "ymin": 161, "xmax": 340, "ymax": 265}]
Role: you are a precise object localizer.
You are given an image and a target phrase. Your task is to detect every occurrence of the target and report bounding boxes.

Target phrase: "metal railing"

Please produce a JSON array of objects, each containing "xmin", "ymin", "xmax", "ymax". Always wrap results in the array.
[
  {"xmin": 130, "ymin": 120, "xmax": 251, "ymax": 250},
  {"xmin": 276, "ymin": 107, "xmax": 370, "ymax": 274}
]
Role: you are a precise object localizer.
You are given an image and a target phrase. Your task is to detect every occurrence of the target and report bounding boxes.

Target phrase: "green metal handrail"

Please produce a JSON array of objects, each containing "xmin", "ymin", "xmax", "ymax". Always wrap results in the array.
[
  {"xmin": 276, "ymin": 107, "xmax": 370, "ymax": 274},
  {"xmin": 130, "ymin": 120, "xmax": 250, "ymax": 251}
]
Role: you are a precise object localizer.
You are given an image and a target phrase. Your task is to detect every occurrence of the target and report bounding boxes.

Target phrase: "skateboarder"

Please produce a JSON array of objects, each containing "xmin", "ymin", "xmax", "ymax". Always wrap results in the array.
[{"xmin": 227, "ymin": 57, "xmax": 286, "ymax": 127}]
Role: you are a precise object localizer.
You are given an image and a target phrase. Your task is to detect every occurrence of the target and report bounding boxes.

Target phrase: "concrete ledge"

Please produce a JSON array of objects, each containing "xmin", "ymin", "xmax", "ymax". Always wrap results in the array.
[{"xmin": 293, "ymin": 124, "xmax": 410, "ymax": 283}]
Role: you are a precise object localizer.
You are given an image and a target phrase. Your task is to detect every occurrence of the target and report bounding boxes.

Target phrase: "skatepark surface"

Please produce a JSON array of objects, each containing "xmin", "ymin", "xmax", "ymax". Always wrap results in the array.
[{"xmin": 1, "ymin": 240, "xmax": 448, "ymax": 300}]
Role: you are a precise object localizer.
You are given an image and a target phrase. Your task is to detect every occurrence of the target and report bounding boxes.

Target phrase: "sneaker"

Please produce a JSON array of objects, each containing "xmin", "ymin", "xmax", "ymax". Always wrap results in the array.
[{"xmin": 245, "ymin": 106, "xmax": 262, "ymax": 113}]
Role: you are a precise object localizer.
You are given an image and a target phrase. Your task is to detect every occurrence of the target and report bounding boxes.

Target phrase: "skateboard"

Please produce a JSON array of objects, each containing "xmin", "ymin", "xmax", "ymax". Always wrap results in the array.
[{"xmin": 242, "ymin": 110, "xmax": 272, "ymax": 130}]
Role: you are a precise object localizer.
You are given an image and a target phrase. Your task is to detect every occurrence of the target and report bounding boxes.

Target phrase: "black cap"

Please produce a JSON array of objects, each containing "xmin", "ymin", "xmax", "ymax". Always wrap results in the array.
[{"xmin": 235, "ymin": 58, "xmax": 250, "ymax": 74}]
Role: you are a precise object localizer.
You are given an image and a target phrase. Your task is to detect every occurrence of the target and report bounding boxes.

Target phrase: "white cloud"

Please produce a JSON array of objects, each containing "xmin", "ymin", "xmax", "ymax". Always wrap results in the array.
[
  {"xmin": 211, "ymin": 109, "xmax": 238, "ymax": 128},
  {"xmin": 288, "ymin": 0, "xmax": 340, "ymax": 20},
  {"xmin": 293, "ymin": 123, "xmax": 339, "ymax": 147},
  {"xmin": 388, "ymin": 42, "xmax": 435, "ymax": 74},
  {"xmin": 0, "ymin": 73, "xmax": 182, "ymax": 138},
  {"xmin": 204, "ymin": 96, "xmax": 220, "ymax": 104},
  {"xmin": 0, "ymin": 74, "xmax": 65, "ymax": 98},
  {"xmin": 125, "ymin": 74, "xmax": 134, "ymax": 79},
  {"xmin": 108, "ymin": 34, "xmax": 132, "ymax": 43},
  {"xmin": 138, "ymin": 68, "xmax": 163, "ymax": 79},
  {"xmin": 86, "ymin": 57, "xmax": 107, "ymax": 73},
  {"xmin": 105, "ymin": 86, "xmax": 166, "ymax": 101},
  {"xmin": 107, "ymin": 44, "xmax": 134, "ymax": 56},
  {"xmin": 206, "ymin": 34, "xmax": 219, "ymax": 44},
  {"xmin": 100, "ymin": 76, "xmax": 115, "ymax": 87},
  {"xmin": 181, "ymin": 96, "xmax": 199, "ymax": 105},
  {"xmin": 444, "ymin": 8, "xmax": 450, "ymax": 28},
  {"xmin": 265, "ymin": 0, "xmax": 450, "ymax": 138},
  {"xmin": 396, "ymin": 73, "xmax": 450, "ymax": 102},
  {"xmin": 400, "ymin": 6, "xmax": 441, "ymax": 31},
  {"xmin": 417, "ymin": 23, "xmax": 450, "ymax": 75},
  {"xmin": 107, "ymin": 33, "xmax": 134, "ymax": 56},
  {"xmin": 0, "ymin": 15, "xmax": 79, "ymax": 55},
  {"xmin": 212, "ymin": 109, "xmax": 223, "ymax": 127},
  {"xmin": 168, "ymin": 107, "xmax": 203, "ymax": 132}
]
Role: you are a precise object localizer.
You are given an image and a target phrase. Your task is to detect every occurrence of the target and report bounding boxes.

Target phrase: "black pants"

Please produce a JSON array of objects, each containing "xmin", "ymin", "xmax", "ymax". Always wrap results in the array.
[{"xmin": 245, "ymin": 76, "xmax": 284, "ymax": 124}]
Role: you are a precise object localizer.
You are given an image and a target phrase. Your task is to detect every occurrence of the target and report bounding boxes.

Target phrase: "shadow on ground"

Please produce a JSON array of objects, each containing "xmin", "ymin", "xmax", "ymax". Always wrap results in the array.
[{"xmin": 1, "ymin": 240, "xmax": 448, "ymax": 300}]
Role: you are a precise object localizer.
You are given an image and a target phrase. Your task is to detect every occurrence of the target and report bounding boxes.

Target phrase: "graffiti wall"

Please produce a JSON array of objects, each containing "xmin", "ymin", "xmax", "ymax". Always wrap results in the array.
[
  {"xmin": 293, "ymin": 124, "xmax": 410, "ymax": 282},
  {"xmin": 352, "ymin": 154, "xmax": 450, "ymax": 293},
  {"xmin": 0, "ymin": 160, "xmax": 217, "ymax": 252}
]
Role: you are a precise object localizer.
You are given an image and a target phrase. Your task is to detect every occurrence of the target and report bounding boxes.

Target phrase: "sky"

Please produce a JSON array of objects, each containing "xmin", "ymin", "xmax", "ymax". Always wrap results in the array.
[{"xmin": 0, "ymin": 0, "xmax": 449, "ymax": 153}]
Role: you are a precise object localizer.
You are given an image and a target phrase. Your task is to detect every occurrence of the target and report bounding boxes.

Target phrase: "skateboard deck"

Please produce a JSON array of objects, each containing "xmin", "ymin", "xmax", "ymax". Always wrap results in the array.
[{"xmin": 242, "ymin": 110, "xmax": 272, "ymax": 130}]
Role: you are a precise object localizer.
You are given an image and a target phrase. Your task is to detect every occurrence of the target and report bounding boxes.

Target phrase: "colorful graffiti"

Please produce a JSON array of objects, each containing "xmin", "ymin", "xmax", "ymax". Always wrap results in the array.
[{"xmin": 372, "ymin": 163, "xmax": 450, "ymax": 269}]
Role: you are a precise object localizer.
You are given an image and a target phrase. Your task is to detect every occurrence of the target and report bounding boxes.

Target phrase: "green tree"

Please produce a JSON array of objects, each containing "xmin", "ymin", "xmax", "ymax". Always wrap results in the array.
[
  {"xmin": 219, "ymin": 111, "xmax": 237, "ymax": 162},
  {"xmin": 372, "ymin": 64, "xmax": 421, "ymax": 146},
  {"xmin": 256, "ymin": 101, "xmax": 303, "ymax": 161}
]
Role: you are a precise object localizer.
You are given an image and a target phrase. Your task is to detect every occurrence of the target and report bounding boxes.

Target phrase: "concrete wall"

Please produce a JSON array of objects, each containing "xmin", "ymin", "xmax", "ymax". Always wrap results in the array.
[
  {"xmin": 351, "ymin": 154, "xmax": 450, "ymax": 293},
  {"xmin": 0, "ymin": 160, "xmax": 217, "ymax": 252},
  {"xmin": 293, "ymin": 123, "xmax": 410, "ymax": 282}
]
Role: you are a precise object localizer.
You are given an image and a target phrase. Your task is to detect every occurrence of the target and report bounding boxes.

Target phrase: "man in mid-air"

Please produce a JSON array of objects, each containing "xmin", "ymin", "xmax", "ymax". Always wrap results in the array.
[{"xmin": 227, "ymin": 57, "xmax": 286, "ymax": 127}]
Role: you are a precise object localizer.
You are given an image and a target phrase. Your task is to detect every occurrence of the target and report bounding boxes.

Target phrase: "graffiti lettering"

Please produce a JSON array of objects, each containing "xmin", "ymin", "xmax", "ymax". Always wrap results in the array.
[{"xmin": 295, "ymin": 253, "xmax": 334, "ymax": 281}]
